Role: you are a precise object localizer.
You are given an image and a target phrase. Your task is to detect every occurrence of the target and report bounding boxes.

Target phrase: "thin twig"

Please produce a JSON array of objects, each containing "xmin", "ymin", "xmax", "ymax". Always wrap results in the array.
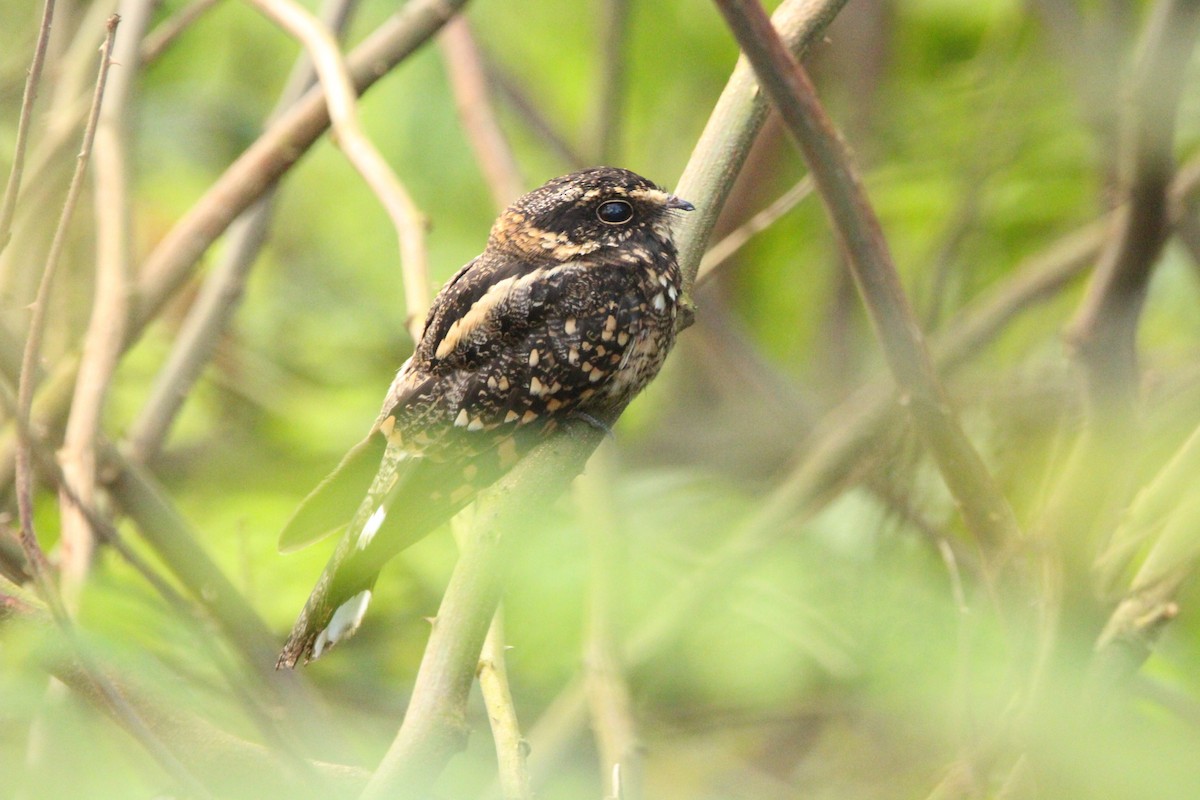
[
  {"xmin": 439, "ymin": 16, "xmax": 525, "ymax": 209},
  {"xmin": 712, "ymin": 0, "xmax": 1021, "ymax": 550},
  {"xmin": 126, "ymin": 0, "xmax": 360, "ymax": 463},
  {"xmin": 0, "ymin": 0, "xmax": 57, "ymax": 254},
  {"xmin": 579, "ymin": 443, "xmax": 642, "ymax": 800},
  {"xmin": 697, "ymin": 175, "xmax": 814, "ymax": 284},
  {"xmin": 478, "ymin": 612, "xmax": 533, "ymax": 800},
  {"xmin": 246, "ymin": 0, "xmax": 431, "ymax": 337},
  {"xmin": 140, "ymin": 0, "xmax": 224, "ymax": 64},
  {"xmin": 14, "ymin": 14, "xmax": 120, "ymax": 618}
]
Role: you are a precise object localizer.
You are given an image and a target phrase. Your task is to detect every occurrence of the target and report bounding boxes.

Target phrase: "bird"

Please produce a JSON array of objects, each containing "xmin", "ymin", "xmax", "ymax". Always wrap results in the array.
[{"xmin": 275, "ymin": 167, "xmax": 695, "ymax": 668}]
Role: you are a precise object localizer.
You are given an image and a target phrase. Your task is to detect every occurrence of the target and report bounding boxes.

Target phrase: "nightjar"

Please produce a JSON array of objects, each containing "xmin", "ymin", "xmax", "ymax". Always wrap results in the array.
[{"xmin": 277, "ymin": 167, "xmax": 694, "ymax": 668}]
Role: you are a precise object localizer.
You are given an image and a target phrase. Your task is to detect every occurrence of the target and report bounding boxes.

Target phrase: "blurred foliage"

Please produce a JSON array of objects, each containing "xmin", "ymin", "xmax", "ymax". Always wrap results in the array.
[{"xmin": 2, "ymin": 0, "xmax": 1200, "ymax": 798}]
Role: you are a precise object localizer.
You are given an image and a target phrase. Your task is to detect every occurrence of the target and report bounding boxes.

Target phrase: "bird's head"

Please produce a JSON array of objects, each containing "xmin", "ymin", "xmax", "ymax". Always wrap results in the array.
[{"xmin": 488, "ymin": 167, "xmax": 694, "ymax": 261}]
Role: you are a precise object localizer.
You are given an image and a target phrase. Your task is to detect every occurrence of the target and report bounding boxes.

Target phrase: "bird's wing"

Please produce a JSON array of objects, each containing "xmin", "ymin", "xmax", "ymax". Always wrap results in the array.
[{"xmin": 277, "ymin": 256, "xmax": 647, "ymax": 668}]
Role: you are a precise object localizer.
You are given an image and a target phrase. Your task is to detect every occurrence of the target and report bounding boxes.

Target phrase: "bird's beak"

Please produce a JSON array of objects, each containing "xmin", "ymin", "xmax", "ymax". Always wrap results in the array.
[{"xmin": 665, "ymin": 195, "xmax": 695, "ymax": 212}]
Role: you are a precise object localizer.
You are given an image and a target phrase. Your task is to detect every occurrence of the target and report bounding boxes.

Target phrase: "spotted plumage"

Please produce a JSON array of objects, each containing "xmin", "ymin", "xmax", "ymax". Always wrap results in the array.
[{"xmin": 276, "ymin": 167, "xmax": 694, "ymax": 668}]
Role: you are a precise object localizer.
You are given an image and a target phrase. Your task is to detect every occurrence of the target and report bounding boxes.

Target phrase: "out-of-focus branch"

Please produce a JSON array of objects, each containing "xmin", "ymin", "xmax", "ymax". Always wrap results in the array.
[
  {"xmin": 14, "ymin": 15, "xmax": 120, "ymax": 617},
  {"xmin": 697, "ymin": 175, "xmax": 814, "ymax": 284},
  {"xmin": 134, "ymin": 0, "xmax": 466, "ymax": 333},
  {"xmin": 578, "ymin": 444, "xmax": 642, "ymax": 800},
  {"xmin": 1064, "ymin": 0, "xmax": 1200, "ymax": 420},
  {"xmin": 712, "ymin": 0, "xmax": 1020, "ymax": 550},
  {"xmin": 591, "ymin": 0, "xmax": 631, "ymax": 164},
  {"xmin": 0, "ymin": 593, "xmax": 368, "ymax": 799},
  {"xmin": 140, "ymin": 0, "xmax": 224, "ymax": 64},
  {"xmin": 126, "ymin": 0, "xmax": 359, "ymax": 464},
  {"xmin": 57, "ymin": 0, "xmax": 148, "ymax": 608},
  {"xmin": 1090, "ymin": 422, "xmax": 1200, "ymax": 693},
  {"xmin": 439, "ymin": 17, "xmax": 525, "ymax": 209},
  {"xmin": 0, "ymin": 0, "xmax": 57, "ymax": 253},
  {"xmin": 247, "ymin": 0, "xmax": 431, "ymax": 336},
  {"xmin": 0, "ymin": 0, "xmax": 466, "ymax": 497},
  {"xmin": 479, "ymin": 50, "xmax": 589, "ymax": 170}
]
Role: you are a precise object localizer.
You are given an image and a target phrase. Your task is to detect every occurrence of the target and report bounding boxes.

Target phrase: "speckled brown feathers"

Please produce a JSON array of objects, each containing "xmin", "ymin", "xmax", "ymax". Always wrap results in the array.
[{"xmin": 277, "ymin": 167, "xmax": 693, "ymax": 668}]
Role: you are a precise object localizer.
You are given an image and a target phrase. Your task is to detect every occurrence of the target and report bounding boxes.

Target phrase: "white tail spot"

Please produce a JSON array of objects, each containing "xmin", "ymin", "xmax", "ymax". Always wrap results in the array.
[
  {"xmin": 312, "ymin": 589, "xmax": 372, "ymax": 659},
  {"xmin": 357, "ymin": 505, "xmax": 387, "ymax": 551}
]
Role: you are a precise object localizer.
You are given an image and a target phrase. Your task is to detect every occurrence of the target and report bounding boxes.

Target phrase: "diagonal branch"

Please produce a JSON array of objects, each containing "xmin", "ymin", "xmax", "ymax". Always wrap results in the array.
[
  {"xmin": 712, "ymin": 0, "xmax": 1021, "ymax": 549},
  {"xmin": 0, "ymin": 0, "xmax": 57, "ymax": 253},
  {"xmin": 14, "ymin": 14, "xmax": 120, "ymax": 617},
  {"xmin": 246, "ymin": 0, "xmax": 431, "ymax": 336}
]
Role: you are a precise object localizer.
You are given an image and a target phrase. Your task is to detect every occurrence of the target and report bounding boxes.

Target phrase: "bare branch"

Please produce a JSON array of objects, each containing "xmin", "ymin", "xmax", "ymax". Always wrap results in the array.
[
  {"xmin": 478, "ymin": 611, "xmax": 533, "ymax": 800},
  {"xmin": 134, "ymin": 0, "xmax": 467, "ymax": 332},
  {"xmin": 15, "ymin": 14, "xmax": 120, "ymax": 617},
  {"xmin": 126, "ymin": 0, "xmax": 359, "ymax": 463},
  {"xmin": 0, "ymin": 0, "xmax": 57, "ymax": 253},
  {"xmin": 57, "ymin": 0, "xmax": 149, "ymax": 608},
  {"xmin": 1064, "ymin": 0, "xmax": 1200, "ymax": 419},
  {"xmin": 246, "ymin": 0, "xmax": 431, "ymax": 336},
  {"xmin": 712, "ymin": 0, "xmax": 1021, "ymax": 549}
]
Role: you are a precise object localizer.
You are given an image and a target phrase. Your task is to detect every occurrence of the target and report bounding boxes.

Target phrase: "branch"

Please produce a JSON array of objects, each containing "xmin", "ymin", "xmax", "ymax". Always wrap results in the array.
[
  {"xmin": 697, "ymin": 175, "xmax": 814, "ymax": 284},
  {"xmin": 478, "ymin": 611, "xmax": 533, "ymax": 800},
  {"xmin": 0, "ymin": 0, "xmax": 57, "ymax": 253},
  {"xmin": 140, "ymin": 0, "xmax": 224, "ymax": 64},
  {"xmin": 134, "ymin": 0, "xmax": 466, "ymax": 332},
  {"xmin": 1064, "ymin": 0, "xmax": 1200, "ymax": 419},
  {"xmin": 126, "ymin": 0, "xmax": 359, "ymax": 463},
  {"xmin": 14, "ymin": 14, "xmax": 120, "ymax": 616},
  {"xmin": 246, "ymin": 0, "xmax": 431, "ymax": 336},
  {"xmin": 591, "ymin": 0, "xmax": 631, "ymax": 163},
  {"xmin": 361, "ymin": 422, "xmax": 606, "ymax": 800},
  {"xmin": 57, "ymin": 0, "xmax": 148, "ymax": 607},
  {"xmin": 712, "ymin": 0, "xmax": 1021, "ymax": 550}
]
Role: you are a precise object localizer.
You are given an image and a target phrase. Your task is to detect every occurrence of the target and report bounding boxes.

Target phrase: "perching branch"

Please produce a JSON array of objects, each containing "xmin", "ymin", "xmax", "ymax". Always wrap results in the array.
[{"xmin": 361, "ymin": 422, "xmax": 607, "ymax": 800}]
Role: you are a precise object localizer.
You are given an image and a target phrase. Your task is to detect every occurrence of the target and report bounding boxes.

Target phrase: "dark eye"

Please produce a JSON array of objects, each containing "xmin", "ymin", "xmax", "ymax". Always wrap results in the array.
[{"xmin": 596, "ymin": 200, "xmax": 634, "ymax": 225}]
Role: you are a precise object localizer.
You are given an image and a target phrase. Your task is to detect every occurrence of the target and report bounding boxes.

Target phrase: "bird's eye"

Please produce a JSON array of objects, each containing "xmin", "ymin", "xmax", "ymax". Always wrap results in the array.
[{"xmin": 596, "ymin": 200, "xmax": 634, "ymax": 225}]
